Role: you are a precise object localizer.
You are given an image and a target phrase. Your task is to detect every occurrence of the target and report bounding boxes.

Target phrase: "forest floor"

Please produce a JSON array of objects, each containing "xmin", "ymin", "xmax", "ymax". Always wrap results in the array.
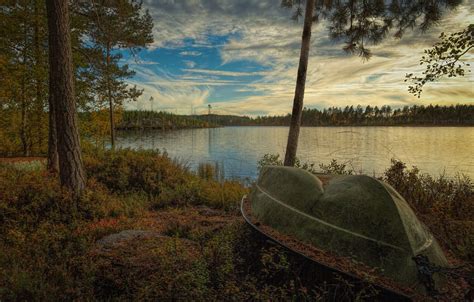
[
  {"xmin": 0, "ymin": 149, "xmax": 472, "ymax": 301},
  {"xmin": 0, "ymin": 157, "xmax": 45, "ymax": 163}
]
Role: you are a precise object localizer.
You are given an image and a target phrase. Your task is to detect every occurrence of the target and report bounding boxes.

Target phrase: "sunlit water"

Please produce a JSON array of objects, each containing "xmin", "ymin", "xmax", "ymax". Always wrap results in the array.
[{"xmin": 116, "ymin": 127, "xmax": 474, "ymax": 180}]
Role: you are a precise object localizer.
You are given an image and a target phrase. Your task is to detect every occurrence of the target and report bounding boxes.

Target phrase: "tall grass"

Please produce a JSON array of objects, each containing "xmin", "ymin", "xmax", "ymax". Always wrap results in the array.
[{"xmin": 197, "ymin": 161, "xmax": 225, "ymax": 182}]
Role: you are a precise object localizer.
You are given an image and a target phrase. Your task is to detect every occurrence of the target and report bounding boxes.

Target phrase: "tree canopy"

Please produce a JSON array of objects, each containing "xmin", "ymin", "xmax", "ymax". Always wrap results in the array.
[
  {"xmin": 283, "ymin": 0, "xmax": 462, "ymax": 59},
  {"xmin": 0, "ymin": 0, "xmax": 154, "ymax": 155},
  {"xmin": 73, "ymin": 0, "xmax": 154, "ymax": 146}
]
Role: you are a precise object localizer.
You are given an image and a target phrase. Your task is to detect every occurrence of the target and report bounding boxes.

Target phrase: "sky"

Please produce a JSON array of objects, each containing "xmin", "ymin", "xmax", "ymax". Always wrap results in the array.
[{"xmin": 123, "ymin": 0, "xmax": 474, "ymax": 116}]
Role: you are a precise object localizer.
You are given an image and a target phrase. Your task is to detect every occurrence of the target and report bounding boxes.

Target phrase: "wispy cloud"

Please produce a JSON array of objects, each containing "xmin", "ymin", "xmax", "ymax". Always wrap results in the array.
[
  {"xmin": 183, "ymin": 68, "xmax": 268, "ymax": 77},
  {"xmin": 183, "ymin": 60, "xmax": 197, "ymax": 68},
  {"xmin": 180, "ymin": 51, "xmax": 202, "ymax": 56},
  {"xmin": 124, "ymin": 0, "xmax": 474, "ymax": 116}
]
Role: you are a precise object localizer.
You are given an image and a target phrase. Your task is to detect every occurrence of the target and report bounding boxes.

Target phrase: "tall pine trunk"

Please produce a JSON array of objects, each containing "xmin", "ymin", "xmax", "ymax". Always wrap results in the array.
[
  {"xmin": 20, "ymin": 24, "xmax": 30, "ymax": 157},
  {"xmin": 47, "ymin": 85, "xmax": 59, "ymax": 172},
  {"xmin": 106, "ymin": 43, "xmax": 115, "ymax": 148},
  {"xmin": 284, "ymin": 0, "xmax": 315, "ymax": 166},
  {"xmin": 20, "ymin": 88, "xmax": 29, "ymax": 156},
  {"xmin": 46, "ymin": 0, "xmax": 86, "ymax": 195},
  {"xmin": 46, "ymin": 0, "xmax": 58, "ymax": 173},
  {"xmin": 34, "ymin": 0, "xmax": 45, "ymax": 153}
]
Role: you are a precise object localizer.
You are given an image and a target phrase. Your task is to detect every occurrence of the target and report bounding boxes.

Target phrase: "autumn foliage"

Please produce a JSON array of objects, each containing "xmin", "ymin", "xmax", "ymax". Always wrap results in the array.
[{"xmin": 0, "ymin": 150, "xmax": 472, "ymax": 300}]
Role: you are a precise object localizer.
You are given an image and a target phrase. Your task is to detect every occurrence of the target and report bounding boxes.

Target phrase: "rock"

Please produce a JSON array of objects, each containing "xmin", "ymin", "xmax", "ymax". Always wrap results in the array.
[
  {"xmin": 196, "ymin": 205, "xmax": 222, "ymax": 217},
  {"xmin": 92, "ymin": 231, "xmax": 204, "ymax": 300},
  {"xmin": 96, "ymin": 230, "xmax": 162, "ymax": 249}
]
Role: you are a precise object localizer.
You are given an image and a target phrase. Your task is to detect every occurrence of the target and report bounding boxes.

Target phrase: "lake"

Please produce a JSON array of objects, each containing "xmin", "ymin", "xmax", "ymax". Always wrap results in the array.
[{"xmin": 117, "ymin": 126, "xmax": 474, "ymax": 180}]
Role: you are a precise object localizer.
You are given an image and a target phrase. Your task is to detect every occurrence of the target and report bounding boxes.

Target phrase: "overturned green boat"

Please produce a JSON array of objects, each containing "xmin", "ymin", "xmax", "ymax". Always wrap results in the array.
[{"xmin": 246, "ymin": 166, "xmax": 448, "ymax": 291}]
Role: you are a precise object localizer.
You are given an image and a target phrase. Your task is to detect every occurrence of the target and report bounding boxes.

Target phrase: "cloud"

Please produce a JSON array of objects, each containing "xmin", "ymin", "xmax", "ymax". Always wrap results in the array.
[
  {"xmin": 183, "ymin": 68, "xmax": 268, "ymax": 77},
  {"xmin": 183, "ymin": 60, "xmax": 197, "ymax": 68},
  {"xmin": 126, "ymin": 0, "xmax": 474, "ymax": 116},
  {"xmin": 126, "ymin": 79, "xmax": 211, "ymax": 114},
  {"xmin": 180, "ymin": 51, "xmax": 202, "ymax": 56}
]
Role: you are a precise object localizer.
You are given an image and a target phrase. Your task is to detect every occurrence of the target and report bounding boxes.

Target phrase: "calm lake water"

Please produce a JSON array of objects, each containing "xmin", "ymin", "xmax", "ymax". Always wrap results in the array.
[{"xmin": 117, "ymin": 127, "xmax": 474, "ymax": 180}]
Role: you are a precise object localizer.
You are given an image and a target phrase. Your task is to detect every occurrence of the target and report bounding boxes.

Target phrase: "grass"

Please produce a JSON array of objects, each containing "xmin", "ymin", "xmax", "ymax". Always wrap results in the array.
[
  {"xmin": 0, "ymin": 158, "xmax": 45, "ymax": 172},
  {"xmin": 0, "ymin": 149, "xmax": 472, "ymax": 300}
]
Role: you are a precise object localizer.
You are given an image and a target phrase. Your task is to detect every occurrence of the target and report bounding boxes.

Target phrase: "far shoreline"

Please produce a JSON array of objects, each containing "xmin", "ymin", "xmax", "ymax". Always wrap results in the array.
[{"xmin": 116, "ymin": 124, "xmax": 474, "ymax": 131}]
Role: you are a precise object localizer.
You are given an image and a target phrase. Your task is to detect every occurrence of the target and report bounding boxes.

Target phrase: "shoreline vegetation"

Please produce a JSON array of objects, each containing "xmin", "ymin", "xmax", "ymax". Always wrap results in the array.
[
  {"xmin": 0, "ymin": 150, "xmax": 472, "ymax": 300},
  {"xmin": 118, "ymin": 104, "xmax": 474, "ymax": 130},
  {"xmin": 114, "ymin": 110, "xmax": 216, "ymax": 130},
  {"xmin": 1, "ymin": 104, "xmax": 471, "ymax": 157},
  {"xmin": 194, "ymin": 104, "xmax": 473, "ymax": 127}
]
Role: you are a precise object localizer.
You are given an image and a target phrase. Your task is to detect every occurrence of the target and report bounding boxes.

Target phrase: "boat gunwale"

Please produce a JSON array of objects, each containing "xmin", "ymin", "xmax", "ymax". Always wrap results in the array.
[
  {"xmin": 240, "ymin": 194, "xmax": 414, "ymax": 301},
  {"xmin": 255, "ymin": 183, "xmax": 407, "ymax": 251}
]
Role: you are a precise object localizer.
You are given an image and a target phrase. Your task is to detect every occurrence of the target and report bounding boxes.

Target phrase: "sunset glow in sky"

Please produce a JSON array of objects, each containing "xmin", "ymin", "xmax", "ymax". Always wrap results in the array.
[{"xmin": 124, "ymin": 0, "xmax": 473, "ymax": 116}]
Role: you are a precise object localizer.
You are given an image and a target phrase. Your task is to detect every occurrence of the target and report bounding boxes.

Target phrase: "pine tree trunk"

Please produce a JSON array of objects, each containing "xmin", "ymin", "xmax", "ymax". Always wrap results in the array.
[
  {"xmin": 46, "ymin": 0, "xmax": 86, "ymax": 195},
  {"xmin": 106, "ymin": 44, "xmax": 115, "ymax": 148},
  {"xmin": 20, "ymin": 25, "xmax": 30, "ymax": 157},
  {"xmin": 34, "ymin": 0, "xmax": 45, "ymax": 153},
  {"xmin": 20, "ymin": 89, "xmax": 29, "ymax": 156},
  {"xmin": 284, "ymin": 0, "xmax": 315, "ymax": 167},
  {"xmin": 46, "ymin": 0, "xmax": 58, "ymax": 172},
  {"xmin": 47, "ymin": 85, "xmax": 59, "ymax": 173},
  {"xmin": 108, "ymin": 90, "xmax": 115, "ymax": 148}
]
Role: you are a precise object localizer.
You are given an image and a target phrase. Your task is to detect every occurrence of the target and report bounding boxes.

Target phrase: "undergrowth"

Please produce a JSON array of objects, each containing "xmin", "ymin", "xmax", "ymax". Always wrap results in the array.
[
  {"xmin": 0, "ymin": 150, "xmax": 472, "ymax": 300},
  {"xmin": 384, "ymin": 160, "xmax": 473, "ymax": 261}
]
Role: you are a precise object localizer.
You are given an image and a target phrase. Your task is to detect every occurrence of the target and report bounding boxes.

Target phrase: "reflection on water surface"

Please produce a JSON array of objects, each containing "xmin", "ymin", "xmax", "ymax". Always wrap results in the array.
[{"xmin": 117, "ymin": 126, "xmax": 474, "ymax": 180}]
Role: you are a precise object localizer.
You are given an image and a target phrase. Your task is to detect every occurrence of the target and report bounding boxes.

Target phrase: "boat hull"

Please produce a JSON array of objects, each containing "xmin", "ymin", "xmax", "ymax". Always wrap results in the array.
[
  {"xmin": 241, "ymin": 196, "xmax": 413, "ymax": 301},
  {"xmin": 247, "ymin": 166, "xmax": 448, "ymax": 293}
]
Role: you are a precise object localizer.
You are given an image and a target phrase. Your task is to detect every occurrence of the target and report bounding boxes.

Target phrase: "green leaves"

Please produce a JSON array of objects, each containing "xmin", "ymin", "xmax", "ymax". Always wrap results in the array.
[
  {"xmin": 406, "ymin": 24, "xmax": 473, "ymax": 98},
  {"xmin": 71, "ymin": 0, "xmax": 154, "ymax": 110}
]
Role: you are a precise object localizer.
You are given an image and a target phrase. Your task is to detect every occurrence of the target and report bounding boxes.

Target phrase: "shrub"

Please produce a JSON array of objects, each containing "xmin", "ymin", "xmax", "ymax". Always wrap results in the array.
[
  {"xmin": 84, "ymin": 148, "xmax": 247, "ymax": 210},
  {"xmin": 257, "ymin": 153, "xmax": 318, "ymax": 173},
  {"xmin": 197, "ymin": 180, "xmax": 247, "ymax": 210},
  {"xmin": 0, "ymin": 163, "xmax": 138, "ymax": 300},
  {"xmin": 0, "ymin": 221, "xmax": 96, "ymax": 300},
  {"xmin": 93, "ymin": 236, "xmax": 210, "ymax": 301},
  {"xmin": 319, "ymin": 159, "xmax": 354, "ymax": 175},
  {"xmin": 383, "ymin": 159, "xmax": 473, "ymax": 261},
  {"xmin": 84, "ymin": 148, "xmax": 187, "ymax": 195},
  {"xmin": 197, "ymin": 162, "xmax": 217, "ymax": 180},
  {"xmin": 4, "ymin": 149, "xmax": 469, "ymax": 300},
  {"xmin": 0, "ymin": 167, "xmax": 106, "ymax": 231}
]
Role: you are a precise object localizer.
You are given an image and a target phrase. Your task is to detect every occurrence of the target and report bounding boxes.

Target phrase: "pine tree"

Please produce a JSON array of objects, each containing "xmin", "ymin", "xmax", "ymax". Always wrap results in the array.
[
  {"xmin": 284, "ymin": 0, "xmax": 315, "ymax": 166},
  {"xmin": 74, "ymin": 0, "xmax": 153, "ymax": 147},
  {"xmin": 46, "ymin": 0, "xmax": 86, "ymax": 196},
  {"xmin": 1, "ymin": 0, "xmax": 52, "ymax": 156},
  {"xmin": 282, "ymin": 0, "xmax": 461, "ymax": 166}
]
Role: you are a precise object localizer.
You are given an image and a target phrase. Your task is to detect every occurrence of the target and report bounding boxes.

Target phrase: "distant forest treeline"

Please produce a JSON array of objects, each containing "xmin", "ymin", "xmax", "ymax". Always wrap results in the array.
[
  {"xmin": 114, "ymin": 104, "xmax": 473, "ymax": 132},
  {"xmin": 191, "ymin": 104, "xmax": 474, "ymax": 126},
  {"xmin": 116, "ymin": 110, "xmax": 215, "ymax": 130}
]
